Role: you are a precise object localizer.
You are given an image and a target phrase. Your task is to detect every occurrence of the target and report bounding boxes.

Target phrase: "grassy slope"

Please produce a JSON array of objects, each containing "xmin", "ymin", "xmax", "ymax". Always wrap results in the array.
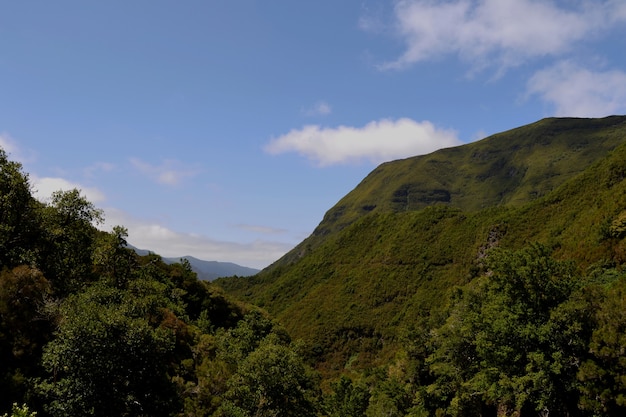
[
  {"xmin": 216, "ymin": 116, "xmax": 626, "ymax": 375},
  {"xmin": 277, "ymin": 116, "xmax": 626, "ymax": 264}
]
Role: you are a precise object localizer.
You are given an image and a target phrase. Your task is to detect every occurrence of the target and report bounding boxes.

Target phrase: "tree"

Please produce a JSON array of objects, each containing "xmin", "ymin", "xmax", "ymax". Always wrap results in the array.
[
  {"xmin": 221, "ymin": 336, "xmax": 319, "ymax": 417},
  {"xmin": 38, "ymin": 189, "xmax": 103, "ymax": 295},
  {"xmin": 578, "ymin": 277, "xmax": 626, "ymax": 416},
  {"xmin": 217, "ymin": 310, "xmax": 290, "ymax": 368},
  {"xmin": 1, "ymin": 403, "xmax": 37, "ymax": 417},
  {"xmin": 36, "ymin": 282, "xmax": 179, "ymax": 417},
  {"xmin": 0, "ymin": 266, "xmax": 52, "ymax": 412},
  {"xmin": 426, "ymin": 244, "xmax": 584, "ymax": 416},
  {"xmin": 0, "ymin": 148, "xmax": 39, "ymax": 269},
  {"xmin": 366, "ymin": 376, "xmax": 413, "ymax": 417},
  {"xmin": 325, "ymin": 376, "xmax": 370, "ymax": 417},
  {"xmin": 93, "ymin": 225, "xmax": 136, "ymax": 288}
]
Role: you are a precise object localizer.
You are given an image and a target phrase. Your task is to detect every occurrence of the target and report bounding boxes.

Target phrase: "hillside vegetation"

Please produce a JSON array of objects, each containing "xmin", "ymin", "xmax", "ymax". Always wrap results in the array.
[
  {"xmin": 217, "ymin": 116, "xmax": 626, "ymax": 416},
  {"xmin": 278, "ymin": 116, "xmax": 626, "ymax": 261},
  {"xmin": 0, "ymin": 148, "xmax": 320, "ymax": 417},
  {"xmin": 3, "ymin": 116, "xmax": 626, "ymax": 416}
]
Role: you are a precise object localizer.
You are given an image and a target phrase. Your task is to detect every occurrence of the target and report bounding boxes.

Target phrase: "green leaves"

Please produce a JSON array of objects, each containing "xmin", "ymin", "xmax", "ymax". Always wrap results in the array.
[
  {"xmin": 36, "ymin": 282, "xmax": 179, "ymax": 417},
  {"xmin": 578, "ymin": 277, "xmax": 626, "ymax": 415},
  {"xmin": 175, "ymin": 311, "xmax": 319, "ymax": 417},
  {"xmin": 1, "ymin": 149, "xmax": 320, "ymax": 416},
  {"xmin": 484, "ymin": 244, "xmax": 576, "ymax": 321},
  {"xmin": 426, "ymin": 244, "xmax": 592, "ymax": 415},
  {"xmin": 0, "ymin": 403, "xmax": 37, "ymax": 417},
  {"xmin": 217, "ymin": 312, "xmax": 320, "ymax": 417},
  {"xmin": 223, "ymin": 338, "xmax": 319, "ymax": 417},
  {"xmin": 325, "ymin": 376, "xmax": 370, "ymax": 417},
  {"xmin": 414, "ymin": 249, "xmax": 625, "ymax": 416},
  {"xmin": 38, "ymin": 190, "xmax": 104, "ymax": 295},
  {"xmin": 0, "ymin": 266, "xmax": 52, "ymax": 411},
  {"xmin": 0, "ymin": 149, "xmax": 38, "ymax": 269}
]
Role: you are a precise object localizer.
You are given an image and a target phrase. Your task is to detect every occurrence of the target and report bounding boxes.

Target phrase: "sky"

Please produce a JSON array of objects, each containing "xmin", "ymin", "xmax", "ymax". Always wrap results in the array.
[{"xmin": 1, "ymin": 1, "xmax": 626, "ymax": 270}]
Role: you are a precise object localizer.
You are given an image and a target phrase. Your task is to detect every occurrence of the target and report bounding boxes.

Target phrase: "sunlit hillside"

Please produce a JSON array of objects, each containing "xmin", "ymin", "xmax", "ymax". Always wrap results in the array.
[{"xmin": 217, "ymin": 116, "xmax": 626, "ymax": 415}]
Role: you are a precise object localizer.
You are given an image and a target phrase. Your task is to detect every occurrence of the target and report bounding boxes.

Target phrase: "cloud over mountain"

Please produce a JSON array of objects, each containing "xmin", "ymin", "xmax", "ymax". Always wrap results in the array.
[
  {"xmin": 526, "ymin": 61, "xmax": 626, "ymax": 117},
  {"xmin": 264, "ymin": 118, "xmax": 461, "ymax": 166}
]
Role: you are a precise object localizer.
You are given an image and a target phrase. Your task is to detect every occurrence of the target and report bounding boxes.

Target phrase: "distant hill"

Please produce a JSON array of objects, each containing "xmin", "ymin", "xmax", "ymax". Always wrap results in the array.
[
  {"xmin": 130, "ymin": 247, "xmax": 259, "ymax": 280},
  {"xmin": 216, "ymin": 115, "xmax": 626, "ymax": 374}
]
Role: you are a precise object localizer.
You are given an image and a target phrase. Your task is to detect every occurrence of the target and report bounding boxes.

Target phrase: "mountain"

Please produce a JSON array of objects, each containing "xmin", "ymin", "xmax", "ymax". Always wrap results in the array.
[
  {"xmin": 174, "ymin": 256, "xmax": 260, "ymax": 281},
  {"xmin": 278, "ymin": 115, "xmax": 626, "ymax": 265},
  {"xmin": 130, "ymin": 247, "xmax": 259, "ymax": 280},
  {"xmin": 216, "ymin": 115, "xmax": 626, "ymax": 374}
]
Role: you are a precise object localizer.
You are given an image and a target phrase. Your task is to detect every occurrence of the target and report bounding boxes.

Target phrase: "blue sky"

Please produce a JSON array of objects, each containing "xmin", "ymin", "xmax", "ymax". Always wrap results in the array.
[{"xmin": 1, "ymin": 1, "xmax": 626, "ymax": 269}]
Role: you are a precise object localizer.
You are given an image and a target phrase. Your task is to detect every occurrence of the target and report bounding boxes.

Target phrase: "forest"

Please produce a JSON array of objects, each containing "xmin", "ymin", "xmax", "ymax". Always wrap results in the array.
[{"xmin": 2, "ymin": 116, "xmax": 626, "ymax": 417}]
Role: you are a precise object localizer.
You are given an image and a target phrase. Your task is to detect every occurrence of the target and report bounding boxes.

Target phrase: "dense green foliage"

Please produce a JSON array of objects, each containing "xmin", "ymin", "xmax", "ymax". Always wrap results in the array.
[
  {"xmin": 272, "ymin": 115, "xmax": 626, "ymax": 265},
  {"xmin": 1, "ymin": 403, "xmax": 37, "ymax": 417},
  {"xmin": 0, "ymin": 148, "xmax": 320, "ymax": 416},
  {"xmin": 217, "ymin": 116, "xmax": 626, "ymax": 415},
  {"xmin": 4, "ymin": 116, "xmax": 626, "ymax": 416}
]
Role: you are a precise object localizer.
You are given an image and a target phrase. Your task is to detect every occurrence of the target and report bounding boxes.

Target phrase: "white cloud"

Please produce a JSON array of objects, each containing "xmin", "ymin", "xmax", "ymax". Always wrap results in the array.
[
  {"xmin": 31, "ymin": 176, "xmax": 106, "ymax": 204},
  {"xmin": 130, "ymin": 158, "xmax": 199, "ymax": 186},
  {"xmin": 303, "ymin": 101, "xmax": 332, "ymax": 116},
  {"xmin": 0, "ymin": 132, "xmax": 106, "ymax": 204},
  {"xmin": 472, "ymin": 129, "xmax": 488, "ymax": 141},
  {"xmin": 103, "ymin": 209, "xmax": 293, "ymax": 270},
  {"xmin": 526, "ymin": 61, "xmax": 626, "ymax": 117},
  {"xmin": 358, "ymin": 1, "xmax": 391, "ymax": 33},
  {"xmin": 0, "ymin": 133, "xmax": 36, "ymax": 164},
  {"xmin": 84, "ymin": 161, "xmax": 115, "ymax": 178},
  {"xmin": 264, "ymin": 118, "xmax": 461, "ymax": 166},
  {"xmin": 0, "ymin": 133, "xmax": 18, "ymax": 155},
  {"xmin": 237, "ymin": 224, "xmax": 288, "ymax": 235},
  {"xmin": 381, "ymin": 0, "xmax": 624, "ymax": 71}
]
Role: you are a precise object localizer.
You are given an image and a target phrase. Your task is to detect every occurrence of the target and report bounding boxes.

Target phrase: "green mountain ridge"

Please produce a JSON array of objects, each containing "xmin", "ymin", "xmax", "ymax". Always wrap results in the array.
[
  {"xmin": 278, "ymin": 116, "xmax": 626, "ymax": 264},
  {"xmin": 216, "ymin": 115, "xmax": 626, "ymax": 374}
]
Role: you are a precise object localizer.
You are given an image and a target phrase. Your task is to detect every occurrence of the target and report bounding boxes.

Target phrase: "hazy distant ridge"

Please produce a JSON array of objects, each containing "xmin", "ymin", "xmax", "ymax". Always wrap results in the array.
[{"xmin": 131, "ymin": 247, "xmax": 259, "ymax": 280}]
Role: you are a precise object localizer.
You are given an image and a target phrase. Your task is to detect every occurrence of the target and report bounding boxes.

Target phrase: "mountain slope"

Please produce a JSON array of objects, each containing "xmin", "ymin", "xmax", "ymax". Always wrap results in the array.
[
  {"xmin": 276, "ymin": 116, "xmax": 626, "ymax": 265},
  {"xmin": 216, "ymin": 116, "xmax": 626, "ymax": 373}
]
